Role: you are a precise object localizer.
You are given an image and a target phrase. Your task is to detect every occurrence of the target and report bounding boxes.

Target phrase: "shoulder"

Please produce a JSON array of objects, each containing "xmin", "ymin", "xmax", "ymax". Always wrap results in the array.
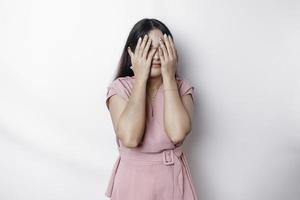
[
  {"xmin": 175, "ymin": 77, "xmax": 195, "ymax": 104},
  {"xmin": 107, "ymin": 76, "xmax": 133, "ymax": 90},
  {"xmin": 106, "ymin": 76, "xmax": 133, "ymax": 99},
  {"xmin": 105, "ymin": 76, "xmax": 134, "ymax": 109},
  {"xmin": 175, "ymin": 77, "xmax": 194, "ymax": 91}
]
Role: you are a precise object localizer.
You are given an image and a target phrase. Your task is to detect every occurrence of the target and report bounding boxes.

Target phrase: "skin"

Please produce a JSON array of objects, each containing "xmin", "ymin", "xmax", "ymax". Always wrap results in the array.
[{"xmin": 107, "ymin": 28, "xmax": 194, "ymax": 147}]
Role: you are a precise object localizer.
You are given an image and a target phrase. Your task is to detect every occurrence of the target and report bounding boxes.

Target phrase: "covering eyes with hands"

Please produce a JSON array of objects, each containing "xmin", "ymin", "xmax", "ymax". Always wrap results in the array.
[
  {"xmin": 158, "ymin": 34, "xmax": 178, "ymax": 81},
  {"xmin": 127, "ymin": 35, "xmax": 157, "ymax": 82}
]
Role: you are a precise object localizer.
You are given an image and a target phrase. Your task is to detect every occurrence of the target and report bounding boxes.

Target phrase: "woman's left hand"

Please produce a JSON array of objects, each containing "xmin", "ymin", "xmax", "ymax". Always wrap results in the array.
[{"xmin": 158, "ymin": 34, "xmax": 178, "ymax": 80}]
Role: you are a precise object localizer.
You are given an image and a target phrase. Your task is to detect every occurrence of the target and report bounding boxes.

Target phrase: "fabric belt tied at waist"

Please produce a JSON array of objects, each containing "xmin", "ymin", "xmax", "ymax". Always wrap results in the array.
[{"xmin": 105, "ymin": 146, "xmax": 197, "ymax": 200}]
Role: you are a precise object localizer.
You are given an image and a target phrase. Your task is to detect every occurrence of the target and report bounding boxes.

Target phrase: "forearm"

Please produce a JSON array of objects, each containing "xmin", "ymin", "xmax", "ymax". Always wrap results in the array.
[
  {"xmin": 118, "ymin": 78, "xmax": 147, "ymax": 146},
  {"xmin": 163, "ymin": 77, "xmax": 192, "ymax": 144}
]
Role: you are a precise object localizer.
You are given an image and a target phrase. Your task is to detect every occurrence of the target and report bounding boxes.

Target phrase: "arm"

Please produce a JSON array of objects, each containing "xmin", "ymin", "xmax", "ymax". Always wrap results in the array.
[
  {"xmin": 163, "ymin": 77, "xmax": 194, "ymax": 145},
  {"xmin": 158, "ymin": 34, "xmax": 194, "ymax": 145},
  {"xmin": 107, "ymin": 78, "xmax": 147, "ymax": 148},
  {"xmin": 108, "ymin": 34, "xmax": 157, "ymax": 148}
]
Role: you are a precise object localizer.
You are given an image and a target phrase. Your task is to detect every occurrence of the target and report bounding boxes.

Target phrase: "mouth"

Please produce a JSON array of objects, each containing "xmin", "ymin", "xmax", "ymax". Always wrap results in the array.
[{"xmin": 152, "ymin": 63, "xmax": 161, "ymax": 68}]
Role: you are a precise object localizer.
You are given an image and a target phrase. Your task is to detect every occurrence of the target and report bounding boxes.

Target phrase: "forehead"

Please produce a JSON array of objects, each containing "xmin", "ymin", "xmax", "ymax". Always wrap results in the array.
[{"xmin": 148, "ymin": 29, "xmax": 163, "ymax": 43}]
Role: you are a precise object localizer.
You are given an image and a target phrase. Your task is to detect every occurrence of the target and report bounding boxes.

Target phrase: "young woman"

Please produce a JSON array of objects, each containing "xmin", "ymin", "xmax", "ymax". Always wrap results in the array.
[{"xmin": 105, "ymin": 18, "xmax": 198, "ymax": 200}]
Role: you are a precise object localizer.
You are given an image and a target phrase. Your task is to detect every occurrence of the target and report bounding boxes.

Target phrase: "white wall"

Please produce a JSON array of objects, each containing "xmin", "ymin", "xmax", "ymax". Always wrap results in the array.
[{"xmin": 0, "ymin": 0, "xmax": 299, "ymax": 200}]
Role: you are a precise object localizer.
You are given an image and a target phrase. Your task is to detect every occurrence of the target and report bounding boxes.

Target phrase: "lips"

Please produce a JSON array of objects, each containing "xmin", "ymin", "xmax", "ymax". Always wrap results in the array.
[{"xmin": 152, "ymin": 63, "xmax": 161, "ymax": 68}]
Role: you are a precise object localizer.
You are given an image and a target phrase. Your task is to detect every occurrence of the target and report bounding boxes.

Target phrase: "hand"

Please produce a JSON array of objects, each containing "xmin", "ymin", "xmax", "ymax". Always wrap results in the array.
[
  {"xmin": 127, "ymin": 35, "xmax": 157, "ymax": 82},
  {"xmin": 158, "ymin": 34, "xmax": 178, "ymax": 80}
]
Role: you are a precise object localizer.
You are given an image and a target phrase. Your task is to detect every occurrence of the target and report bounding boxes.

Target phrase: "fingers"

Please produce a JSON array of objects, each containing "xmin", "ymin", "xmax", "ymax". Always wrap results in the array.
[
  {"xmin": 158, "ymin": 46, "xmax": 165, "ymax": 62},
  {"xmin": 127, "ymin": 46, "xmax": 134, "ymax": 58},
  {"xmin": 128, "ymin": 35, "xmax": 151, "ymax": 59},
  {"xmin": 142, "ymin": 37, "xmax": 152, "ymax": 59},
  {"xmin": 163, "ymin": 34, "xmax": 173, "ymax": 58},
  {"xmin": 129, "ymin": 34, "xmax": 177, "ymax": 65},
  {"xmin": 168, "ymin": 35, "xmax": 177, "ymax": 59},
  {"xmin": 146, "ymin": 47, "xmax": 157, "ymax": 63},
  {"xmin": 159, "ymin": 37, "xmax": 168, "ymax": 59},
  {"xmin": 138, "ymin": 35, "xmax": 149, "ymax": 57},
  {"xmin": 134, "ymin": 37, "xmax": 142, "ymax": 55}
]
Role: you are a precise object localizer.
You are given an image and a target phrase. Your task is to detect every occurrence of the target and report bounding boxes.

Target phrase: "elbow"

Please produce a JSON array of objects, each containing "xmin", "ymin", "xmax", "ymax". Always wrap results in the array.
[
  {"xmin": 117, "ymin": 125, "xmax": 141, "ymax": 148},
  {"xmin": 170, "ymin": 134, "xmax": 185, "ymax": 145},
  {"xmin": 170, "ymin": 128, "xmax": 192, "ymax": 145},
  {"xmin": 122, "ymin": 138, "xmax": 140, "ymax": 148},
  {"xmin": 170, "ymin": 138, "xmax": 182, "ymax": 145},
  {"xmin": 119, "ymin": 132, "xmax": 141, "ymax": 148}
]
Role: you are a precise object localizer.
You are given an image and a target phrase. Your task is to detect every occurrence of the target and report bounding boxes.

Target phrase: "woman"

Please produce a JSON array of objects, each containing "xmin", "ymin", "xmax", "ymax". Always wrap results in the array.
[{"xmin": 105, "ymin": 18, "xmax": 198, "ymax": 200}]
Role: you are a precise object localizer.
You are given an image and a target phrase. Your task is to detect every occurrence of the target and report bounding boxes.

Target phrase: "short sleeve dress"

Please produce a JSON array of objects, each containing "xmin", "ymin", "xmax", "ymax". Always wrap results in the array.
[{"xmin": 105, "ymin": 76, "xmax": 198, "ymax": 200}]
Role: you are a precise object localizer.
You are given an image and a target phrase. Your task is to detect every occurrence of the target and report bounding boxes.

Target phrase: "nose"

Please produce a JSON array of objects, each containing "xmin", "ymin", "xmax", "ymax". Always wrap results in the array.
[{"xmin": 153, "ymin": 49, "xmax": 160, "ymax": 60}]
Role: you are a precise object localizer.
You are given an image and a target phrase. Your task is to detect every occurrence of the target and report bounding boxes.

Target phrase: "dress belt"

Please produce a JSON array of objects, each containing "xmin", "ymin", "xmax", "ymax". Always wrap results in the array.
[{"xmin": 105, "ymin": 146, "xmax": 198, "ymax": 200}]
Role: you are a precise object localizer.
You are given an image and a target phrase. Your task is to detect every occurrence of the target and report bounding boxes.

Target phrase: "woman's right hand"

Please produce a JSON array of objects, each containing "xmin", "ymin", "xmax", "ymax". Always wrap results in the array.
[{"xmin": 127, "ymin": 34, "xmax": 157, "ymax": 81}]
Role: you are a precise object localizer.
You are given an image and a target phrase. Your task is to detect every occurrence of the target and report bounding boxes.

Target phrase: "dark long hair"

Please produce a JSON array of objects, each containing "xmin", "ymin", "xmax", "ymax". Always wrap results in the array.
[{"xmin": 112, "ymin": 18, "xmax": 180, "ymax": 80}]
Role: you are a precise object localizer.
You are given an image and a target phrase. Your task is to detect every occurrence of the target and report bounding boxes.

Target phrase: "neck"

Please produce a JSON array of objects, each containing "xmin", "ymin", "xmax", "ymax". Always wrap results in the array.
[{"xmin": 147, "ymin": 76, "xmax": 163, "ymax": 91}]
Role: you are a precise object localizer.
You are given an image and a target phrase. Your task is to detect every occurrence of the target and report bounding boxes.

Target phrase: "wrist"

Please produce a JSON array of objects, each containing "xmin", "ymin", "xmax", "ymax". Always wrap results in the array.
[
  {"xmin": 162, "ymin": 75, "xmax": 176, "ymax": 83},
  {"xmin": 135, "ymin": 78, "xmax": 148, "ymax": 88},
  {"xmin": 162, "ymin": 76, "xmax": 178, "ymax": 90}
]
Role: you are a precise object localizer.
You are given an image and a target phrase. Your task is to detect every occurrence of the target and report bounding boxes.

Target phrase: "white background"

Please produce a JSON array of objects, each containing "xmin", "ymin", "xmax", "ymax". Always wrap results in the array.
[{"xmin": 1, "ymin": 0, "xmax": 299, "ymax": 200}]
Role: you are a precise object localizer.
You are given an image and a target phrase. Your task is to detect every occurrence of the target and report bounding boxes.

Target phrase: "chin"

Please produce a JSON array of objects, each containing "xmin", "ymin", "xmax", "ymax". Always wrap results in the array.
[{"xmin": 149, "ymin": 69, "xmax": 162, "ymax": 78}]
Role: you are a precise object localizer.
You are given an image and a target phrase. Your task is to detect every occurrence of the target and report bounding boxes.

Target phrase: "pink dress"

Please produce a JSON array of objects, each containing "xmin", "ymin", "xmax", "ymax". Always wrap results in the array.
[{"xmin": 105, "ymin": 75, "xmax": 198, "ymax": 200}]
